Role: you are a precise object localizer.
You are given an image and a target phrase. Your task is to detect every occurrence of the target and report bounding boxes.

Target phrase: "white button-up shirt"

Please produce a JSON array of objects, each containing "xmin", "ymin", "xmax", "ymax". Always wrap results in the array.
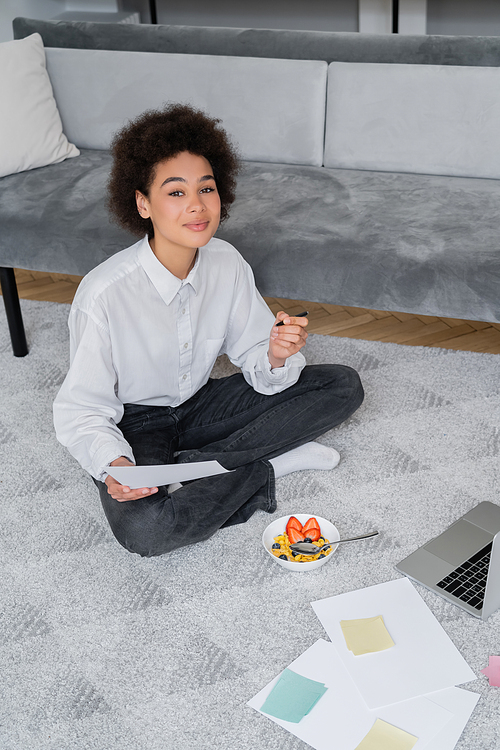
[{"xmin": 53, "ymin": 236, "xmax": 305, "ymax": 481}]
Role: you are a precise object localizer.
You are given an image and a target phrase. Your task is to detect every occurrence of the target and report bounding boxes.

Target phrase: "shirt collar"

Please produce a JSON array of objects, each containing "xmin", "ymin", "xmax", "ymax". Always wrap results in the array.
[{"xmin": 136, "ymin": 236, "xmax": 201, "ymax": 305}]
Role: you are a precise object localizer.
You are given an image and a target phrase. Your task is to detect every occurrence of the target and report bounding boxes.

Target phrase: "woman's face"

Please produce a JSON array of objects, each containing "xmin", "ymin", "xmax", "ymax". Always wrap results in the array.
[{"xmin": 136, "ymin": 151, "xmax": 221, "ymax": 259}]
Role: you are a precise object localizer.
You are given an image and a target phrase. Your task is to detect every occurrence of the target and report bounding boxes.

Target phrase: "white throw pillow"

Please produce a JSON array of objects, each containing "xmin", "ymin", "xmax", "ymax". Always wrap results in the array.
[{"xmin": 0, "ymin": 33, "xmax": 79, "ymax": 178}]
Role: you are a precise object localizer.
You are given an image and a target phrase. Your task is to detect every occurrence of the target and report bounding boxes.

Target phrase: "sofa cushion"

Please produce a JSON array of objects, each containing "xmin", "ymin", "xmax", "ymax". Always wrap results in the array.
[
  {"xmin": 225, "ymin": 164, "xmax": 500, "ymax": 323},
  {"xmin": 0, "ymin": 150, "xmax": 133, "ymax": 275},
  {"xmin": 2, "ymin": 150, "xmax": 500, "ymax": 323},
  {"xmin": 44, "ymin": 48, "xmax": 327, "ymax": 167},
  {"xmin": 0, "ymin": 33, "xmax": 79, "ymax": 178},
  {"xmin": 325, "ymin": 61, "xmax": 500, "ymax": 179}
]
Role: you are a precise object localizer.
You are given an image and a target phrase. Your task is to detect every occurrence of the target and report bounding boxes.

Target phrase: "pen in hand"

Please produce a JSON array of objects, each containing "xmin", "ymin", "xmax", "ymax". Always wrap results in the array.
[{"xmin": 276, "ymin": 311, "xmax": 309, "ymax": 327}]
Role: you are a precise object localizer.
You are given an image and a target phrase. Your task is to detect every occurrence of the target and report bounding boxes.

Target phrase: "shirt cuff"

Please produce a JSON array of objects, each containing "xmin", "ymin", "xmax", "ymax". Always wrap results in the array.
[
  {"xmin": 263, "ymin": 354, "xmax": 291, "ymax": 382},
  {"xmin": 91, "ymin": 442, "xmax": 136, "ymax": 482}
]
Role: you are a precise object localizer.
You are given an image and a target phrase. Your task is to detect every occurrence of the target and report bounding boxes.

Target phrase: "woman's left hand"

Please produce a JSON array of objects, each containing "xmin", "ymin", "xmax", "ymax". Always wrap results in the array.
[{"xmin": 268, "ymin": 311, "xmax": 308, "ymax": 369}]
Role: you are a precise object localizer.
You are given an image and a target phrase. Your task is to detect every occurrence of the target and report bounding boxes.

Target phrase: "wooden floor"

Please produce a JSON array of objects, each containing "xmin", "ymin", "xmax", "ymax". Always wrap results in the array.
[{"xmin": 6, "ymin": 268, "xmax": 500, "ymax": 354}]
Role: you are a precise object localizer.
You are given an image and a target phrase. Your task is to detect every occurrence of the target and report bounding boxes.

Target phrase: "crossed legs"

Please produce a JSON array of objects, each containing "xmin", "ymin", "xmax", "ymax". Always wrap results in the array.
[{"xmin": 96, "ymin": 364, "xmax": 364, "ymax": 556}]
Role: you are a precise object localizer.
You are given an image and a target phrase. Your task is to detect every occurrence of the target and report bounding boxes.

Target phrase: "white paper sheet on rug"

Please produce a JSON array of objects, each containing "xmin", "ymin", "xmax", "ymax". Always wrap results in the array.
[
  {"xmin": 423, "ymin": 689, "xmax": 480, "ymax": 750},
  {"xmin": 248, "ymin": 639, "xmax": 457, "ymax": 750},
  {"xmin": 311, "ymin": 578, "xmax": 476, "ymax": 709},
  {"xmin": 108, "ymin": 460, "xmax": 230, "ymax": 488}
]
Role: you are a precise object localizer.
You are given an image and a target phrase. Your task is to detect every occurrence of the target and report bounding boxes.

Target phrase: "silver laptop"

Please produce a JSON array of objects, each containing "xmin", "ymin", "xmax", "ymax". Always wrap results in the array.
[{"xmin": 396, "ymin": 501, "xmax": 500, "ymax": 620}]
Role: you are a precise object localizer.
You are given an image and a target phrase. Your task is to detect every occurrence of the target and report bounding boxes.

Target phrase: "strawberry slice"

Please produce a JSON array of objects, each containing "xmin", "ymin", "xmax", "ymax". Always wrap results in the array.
[
  {"xmin": 287, "ymin": 527, "xmax": 305, "ymax": 544},
  {"xmin": 305, "ymin": 527, "xmax": 321, "ymax": 542},
  {"xmin": 302, "ymin": 517, "xmax": 321, "ymax": 534},
  {"xmin": 302, "ymin": 517, "xmax": 321, "ymax": 542},
  {"xmin": 286, "ymin": 516, "xmax": 303, "ymax": 537}
]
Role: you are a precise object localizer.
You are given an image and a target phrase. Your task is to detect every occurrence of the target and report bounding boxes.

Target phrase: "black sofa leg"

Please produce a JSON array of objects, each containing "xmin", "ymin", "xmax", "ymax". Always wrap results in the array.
[{"xmin": 0, "ymin": 267, "xmax": 28, "ymax": 357}]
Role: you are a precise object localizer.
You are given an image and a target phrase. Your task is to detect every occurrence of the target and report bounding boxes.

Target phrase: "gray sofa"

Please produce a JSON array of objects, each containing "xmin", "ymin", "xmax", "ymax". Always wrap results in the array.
[{"xmin": 2, "ymin": 17, "xmax": 500, "ymax": 357}]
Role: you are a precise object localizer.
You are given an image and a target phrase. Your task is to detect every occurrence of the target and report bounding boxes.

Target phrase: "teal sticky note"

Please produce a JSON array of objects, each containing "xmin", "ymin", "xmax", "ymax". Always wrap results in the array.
[{"xmin": 260, "ymin": 668, "xmax": 328, "ymax": 723}]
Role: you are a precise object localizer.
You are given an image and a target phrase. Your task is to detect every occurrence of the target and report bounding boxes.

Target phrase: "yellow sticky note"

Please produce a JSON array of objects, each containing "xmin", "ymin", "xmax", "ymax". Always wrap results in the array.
[
  {"xmin": 354, "ymin": 719, "xmax": 418, "ymax": 750},
  {"xmin": 340, "ymin": 615, "xmax": 395, "ymax": 655}
]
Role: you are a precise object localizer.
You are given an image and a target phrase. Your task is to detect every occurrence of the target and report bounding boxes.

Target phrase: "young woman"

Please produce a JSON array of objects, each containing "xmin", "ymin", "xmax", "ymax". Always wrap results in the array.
[{"xmin": 53, "ymin": 104, "xmax": 364, "ymax": 557}]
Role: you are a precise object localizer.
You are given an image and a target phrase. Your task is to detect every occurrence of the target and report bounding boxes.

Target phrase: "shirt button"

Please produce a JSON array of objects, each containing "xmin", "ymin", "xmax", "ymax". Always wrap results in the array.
[
  {"xmin": 182, "ymin": 308, "xmax": 186, "ymax": 314},
  {"xmin": 182, "ymin": 374, "xmax": 187, "ymax": 380},
  {"xmin": 184, "ymin": 343, "xmax": 188, "ymax": 349}
]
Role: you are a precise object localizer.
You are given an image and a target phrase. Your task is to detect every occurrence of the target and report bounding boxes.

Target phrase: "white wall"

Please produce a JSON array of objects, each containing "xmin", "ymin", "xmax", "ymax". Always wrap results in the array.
[
  {"xmin": 0, "ymin": 0, "xmax": 119, "ymax": 43},
  {"xmin": 154, "ymin": 0, "xmax": 359, "ymax": 33},
  {"xmin": 65, "ymin": 0, "xmax": 117, "ymax": 10},
  {"xmin": 4, "ymin": 0, "xmax": 500, "ymax": 45},
  {"xmin": 427, "ymin": 0, "xmax": 500, "ymax": 36},
  {"xmin": 0, "ymin": 0, "xmax": 65, "ymax": 41},
  {"xmin": 1, "ymin": 0, "xmax": 359, "ymax": 37}
]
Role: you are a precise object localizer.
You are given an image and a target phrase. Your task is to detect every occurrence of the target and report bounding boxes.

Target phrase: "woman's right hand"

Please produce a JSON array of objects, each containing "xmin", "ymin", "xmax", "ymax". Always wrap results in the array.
[{"xmin": 105, "ymin": 456, "xmax": 158, "ymax": 502}]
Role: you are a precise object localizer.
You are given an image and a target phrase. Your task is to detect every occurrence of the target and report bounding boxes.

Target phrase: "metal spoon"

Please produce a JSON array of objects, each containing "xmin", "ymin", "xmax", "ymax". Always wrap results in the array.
[{"xmin": 289, "ymin": 530, "xmax": 379, "ymax": 555}]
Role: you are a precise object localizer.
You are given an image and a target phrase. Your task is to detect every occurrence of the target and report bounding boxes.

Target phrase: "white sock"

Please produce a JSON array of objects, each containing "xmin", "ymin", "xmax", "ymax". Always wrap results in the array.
[
  {"xmin": 167, "ymin": 482, "xmax": 183, "ymax": 493},
  {"xmin": 269, "ymin": 442, "xmax": 340, "ymax": 479}
]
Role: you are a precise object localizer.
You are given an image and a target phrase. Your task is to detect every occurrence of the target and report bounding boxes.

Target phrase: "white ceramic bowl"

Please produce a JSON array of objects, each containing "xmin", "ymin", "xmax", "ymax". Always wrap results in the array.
[{"xmin": 262, "ymin": 514, "xmax": 340, "ymax": 572}]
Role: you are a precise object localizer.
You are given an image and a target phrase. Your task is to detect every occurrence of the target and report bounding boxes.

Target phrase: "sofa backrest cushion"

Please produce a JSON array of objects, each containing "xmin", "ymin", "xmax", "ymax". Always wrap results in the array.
[
  {"xmin": 15, "ymin": 17, "xmax": 500, "ymax": 68},
  {"xmin": 325, "ymin": 61, "xmax": 500, "ymax": 179},
  {"xmin": 45, "ymin": 47, "xmax": 327, "ymax": 167}
]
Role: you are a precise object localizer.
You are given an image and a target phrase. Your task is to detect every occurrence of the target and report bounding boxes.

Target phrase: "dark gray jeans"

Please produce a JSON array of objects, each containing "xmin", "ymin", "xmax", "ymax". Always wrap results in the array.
[{"xmin": 95, "ymin": 364, "xmax": 364, "ymax": 556}]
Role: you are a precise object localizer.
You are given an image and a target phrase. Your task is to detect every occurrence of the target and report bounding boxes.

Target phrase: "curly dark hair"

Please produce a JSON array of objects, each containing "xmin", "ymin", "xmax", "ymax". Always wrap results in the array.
[{"xmin": 107, "ymin": 103, "xmax": 241, "ymax": 239}]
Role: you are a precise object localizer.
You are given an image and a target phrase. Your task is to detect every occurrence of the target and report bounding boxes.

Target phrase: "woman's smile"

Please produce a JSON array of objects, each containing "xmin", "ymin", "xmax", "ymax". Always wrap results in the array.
[{"xmin": 184, "ymin": 220, "xmax": 210, "ymax": 231}]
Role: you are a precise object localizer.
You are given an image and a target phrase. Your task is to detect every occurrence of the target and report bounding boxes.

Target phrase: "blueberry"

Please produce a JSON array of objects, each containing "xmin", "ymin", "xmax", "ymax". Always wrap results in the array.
[
  {"xmin": 318, "ymin": 554, "xmax": 326, "ymax": 559},
  {"xmin": 291, "ymin": 551, "xmax": 299, "ymax": 557},
  {"xmin": 272, "ymin": 543, "xmax": 281, "ymax": 550},
  {"xmin": 303, "ymin": 537, "xmax": 312, "ymax": 543},
  {"xmin": 279, "ymin": 554, "xmax": 288, "ymax": 560}
]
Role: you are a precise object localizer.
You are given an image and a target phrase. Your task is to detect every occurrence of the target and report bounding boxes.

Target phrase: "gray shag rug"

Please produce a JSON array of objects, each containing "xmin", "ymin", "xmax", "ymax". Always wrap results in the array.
[{"xmin": 1, "ymin": 299, "xmax": 499, "ymax": 750}]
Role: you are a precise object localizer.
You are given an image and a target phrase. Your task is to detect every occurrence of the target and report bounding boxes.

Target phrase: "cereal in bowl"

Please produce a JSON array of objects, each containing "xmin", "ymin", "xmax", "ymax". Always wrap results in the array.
[{"xmin": 271, "ymin": 516, "xmax": 333, "ymax": 563}]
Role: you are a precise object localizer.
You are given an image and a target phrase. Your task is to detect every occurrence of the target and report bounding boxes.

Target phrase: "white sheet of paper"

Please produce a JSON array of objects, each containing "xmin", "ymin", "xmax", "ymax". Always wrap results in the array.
[
  {"xmin": 248, "ymin": 639, "xmax": 466, "ymax": 750},
  {"xmin": 108, "ymin": 460, "xmax": 230, "ymax": 488},
  {"xmin": 424, "ymin": 688, "xmax": 480, "ymax": 750},
  {"xmin": 311, "ymin": 578, "xmax": 476, "ymax": 709}
]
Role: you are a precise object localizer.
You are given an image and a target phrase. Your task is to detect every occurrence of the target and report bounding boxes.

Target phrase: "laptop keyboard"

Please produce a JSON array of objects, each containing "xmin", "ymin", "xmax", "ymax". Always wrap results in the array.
[{"xmin": 436, "ymin": 541, "xmax": 492, "ymax": 610}]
